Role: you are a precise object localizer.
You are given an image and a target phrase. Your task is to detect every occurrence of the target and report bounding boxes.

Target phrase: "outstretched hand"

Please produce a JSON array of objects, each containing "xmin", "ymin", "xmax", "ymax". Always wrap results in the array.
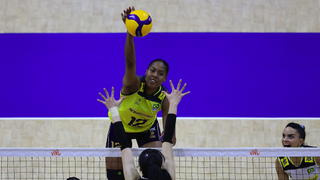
[
  {"xmin": 121, "ymin": 6, "xmax": 135, "ymax": 24},
  {"xmin": 97, "ymin": 87, "xmax": 125, "ymax": 110},
  {"xmin": 163, "ymin": 79, "xmax": 190, "ymax": 106}
]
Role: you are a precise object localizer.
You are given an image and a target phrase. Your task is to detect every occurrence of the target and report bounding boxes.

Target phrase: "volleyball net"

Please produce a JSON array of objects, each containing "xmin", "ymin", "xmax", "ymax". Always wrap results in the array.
[{"xmin": 0, "ymin": 148, "xmax": 319, "ymax": 180}]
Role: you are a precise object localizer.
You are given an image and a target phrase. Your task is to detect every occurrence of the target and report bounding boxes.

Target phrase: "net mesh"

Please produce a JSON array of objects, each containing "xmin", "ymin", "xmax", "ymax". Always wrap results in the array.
[{"xmin": 0, "ymin": 148, "xmax": 319, "ymax": 180}]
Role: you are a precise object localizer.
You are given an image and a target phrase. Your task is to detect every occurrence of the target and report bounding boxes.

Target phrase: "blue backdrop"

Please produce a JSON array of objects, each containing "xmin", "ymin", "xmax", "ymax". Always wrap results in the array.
[{"xmin": 1, "ymin": 33, "xmax": 319, "ymax": 117}]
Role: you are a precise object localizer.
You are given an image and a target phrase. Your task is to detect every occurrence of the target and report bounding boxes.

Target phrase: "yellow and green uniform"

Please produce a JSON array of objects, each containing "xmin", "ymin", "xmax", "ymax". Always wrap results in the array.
[
  {"xmin": 108, "ymin": 76, "xmax": 167, "ymax": 133},
  {"xmin": 278, "ymin": 156, "xmax": 320, "ymax": 180}
]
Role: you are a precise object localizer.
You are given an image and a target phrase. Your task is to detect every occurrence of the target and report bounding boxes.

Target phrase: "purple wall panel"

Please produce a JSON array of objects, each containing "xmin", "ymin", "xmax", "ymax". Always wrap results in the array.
[{"xmin": 0, "ymin": 33, "xmax": 319, "ymax": 117}]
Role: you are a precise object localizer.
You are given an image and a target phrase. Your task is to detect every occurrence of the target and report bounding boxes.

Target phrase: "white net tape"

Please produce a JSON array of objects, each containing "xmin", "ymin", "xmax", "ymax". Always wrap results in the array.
[{"xmin": 1, "ymin": 148, "xmax": 319, "ymax": 180}]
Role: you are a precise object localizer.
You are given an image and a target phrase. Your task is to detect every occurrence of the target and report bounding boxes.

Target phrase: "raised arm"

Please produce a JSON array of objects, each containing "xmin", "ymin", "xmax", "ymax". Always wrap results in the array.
[
  {"xmin": 161, "ymin": 96, "xmax": 177, "ymax": 145},
  {"xmin": 121, "ymin": 6, "xmax": 140, "ymax": 95},
  {"xmin": 97, "ymin": 87, "xmax": 140, "ymax": 180},
  {"xmin": 161, "ymin": 80, "xmax": 190, "ymax": 180}
]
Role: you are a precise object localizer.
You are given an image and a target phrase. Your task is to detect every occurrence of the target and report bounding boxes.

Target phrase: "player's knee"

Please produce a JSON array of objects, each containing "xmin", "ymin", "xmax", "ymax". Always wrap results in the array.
[{"xmin": 106, "ymin": 169, "xmax": 125, "ymax": 180}]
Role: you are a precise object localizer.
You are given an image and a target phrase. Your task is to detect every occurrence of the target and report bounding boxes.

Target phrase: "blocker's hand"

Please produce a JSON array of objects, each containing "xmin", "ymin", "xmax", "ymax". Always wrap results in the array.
[
  {"xmin": 162, "ymin": 79, "xmax": 190, "ymax": 106},
  {"xmin": 97, "ymin": 87, "xmax": 125, "ymax": 110}
]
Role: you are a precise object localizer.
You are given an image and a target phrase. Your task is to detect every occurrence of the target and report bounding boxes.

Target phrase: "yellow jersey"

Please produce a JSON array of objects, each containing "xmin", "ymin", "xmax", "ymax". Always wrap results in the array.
[
  {"xmin": 108, "ymin": 76, "xmax": 167, "ymax": 133},
  {"xmin": 278, "ymin": 156, "xmax": 320, "ymax": 180}
]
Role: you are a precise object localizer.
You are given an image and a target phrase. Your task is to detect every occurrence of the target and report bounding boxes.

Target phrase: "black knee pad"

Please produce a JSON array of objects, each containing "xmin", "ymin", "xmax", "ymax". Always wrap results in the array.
[{"xmin": 106, "ymin": 169, "xmax": 125, "ymax": 180}]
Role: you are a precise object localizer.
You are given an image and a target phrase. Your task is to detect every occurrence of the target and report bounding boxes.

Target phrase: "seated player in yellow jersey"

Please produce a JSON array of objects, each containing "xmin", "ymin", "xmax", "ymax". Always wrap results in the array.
[
  {"xmin": 97, "ymin": 6, "xmax": 176, "ymax": 180},
  {"xmin": 275, "ymin": 122, "xmax": 320, "ymax": 180}
]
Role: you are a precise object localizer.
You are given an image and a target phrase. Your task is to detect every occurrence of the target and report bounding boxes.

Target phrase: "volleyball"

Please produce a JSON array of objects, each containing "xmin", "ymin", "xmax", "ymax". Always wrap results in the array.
[{"xmin": 126, "ymin": 10, "xmax": 153, "ymax": 37}]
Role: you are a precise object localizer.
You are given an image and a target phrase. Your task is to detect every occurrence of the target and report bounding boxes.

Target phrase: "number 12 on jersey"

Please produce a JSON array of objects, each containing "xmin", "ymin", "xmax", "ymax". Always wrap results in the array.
[{"xmin": 128, "ymin": 116, "xmax": 147, "ymax": 126}]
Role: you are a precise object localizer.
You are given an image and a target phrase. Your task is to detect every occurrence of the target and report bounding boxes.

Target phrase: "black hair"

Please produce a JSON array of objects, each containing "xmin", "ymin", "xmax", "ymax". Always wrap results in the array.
[
  {"xmin": 66, "ymin": 177, "xmax": 80, "ymax": 180},
  {"xmin": 139, "ymin": 149, "xmax": 172, "ymax": 180},
  {"xmin": 285, "ymin": 122, "xmax": 306, "ymax": 146},
  {"xmin": 148, "ymin": 59, "xmax": 169, "ymax": 76}
]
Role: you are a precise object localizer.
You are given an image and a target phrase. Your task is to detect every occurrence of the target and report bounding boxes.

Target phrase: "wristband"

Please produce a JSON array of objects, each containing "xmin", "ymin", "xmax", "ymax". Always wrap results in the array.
[
  {"xmin": 163, "ymin": 114, "xmax": 177, "ymax": 143},
  {"xmin": 109, "ymin": 107, "xmax": 119, "ymax": 118}
]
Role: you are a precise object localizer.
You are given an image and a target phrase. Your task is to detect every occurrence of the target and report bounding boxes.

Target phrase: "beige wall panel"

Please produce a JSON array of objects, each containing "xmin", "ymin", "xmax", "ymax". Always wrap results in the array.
[
  {"xmin": 0, "ymin": 119, "xmax": 109, "ymax": 148},
  {"xmin": 0, "ymin": 119, "xmax": 319, "ymax": 148},
  {"xmin": 0, "ymin": 0, "xmax": 319, "ymax": 33},
  {"xmin": 174, "ymin": 119, "xmax": 320, "ymax": 148}
]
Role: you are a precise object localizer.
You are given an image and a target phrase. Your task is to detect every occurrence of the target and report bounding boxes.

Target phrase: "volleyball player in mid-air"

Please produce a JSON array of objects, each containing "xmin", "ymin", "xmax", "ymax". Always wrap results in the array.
[
  {"xmin": 98, "ymin": 80, "xmax": 189, "ymax": 180},
  {"xmin": 99, "ymin": 6, "xmax": 177, "ymax": 180}
]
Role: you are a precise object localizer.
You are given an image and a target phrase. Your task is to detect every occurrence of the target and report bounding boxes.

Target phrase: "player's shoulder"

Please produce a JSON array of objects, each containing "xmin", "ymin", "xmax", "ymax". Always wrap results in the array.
[
  {"xmin": 277, "ymin": 157, "xmax": 294, "ymax": 170},
  {"xmin": 315, "ymin": 156, "xmax": 320, "ymax": 165},
  {"xmin": 161, "ymin": 83, "xmax": 168, "ymax": 92}
]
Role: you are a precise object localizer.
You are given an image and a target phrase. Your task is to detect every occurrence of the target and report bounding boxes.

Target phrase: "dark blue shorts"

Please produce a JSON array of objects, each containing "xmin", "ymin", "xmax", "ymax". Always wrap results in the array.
[{"xmin": 106, "ymin": 119, "xmax": 162, "ymax": 148}]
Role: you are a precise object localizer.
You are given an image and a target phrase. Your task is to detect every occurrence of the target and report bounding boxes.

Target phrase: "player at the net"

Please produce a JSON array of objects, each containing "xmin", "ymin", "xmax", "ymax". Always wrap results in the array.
[
  {"xmin": 98, "ymin": 79, "xmax": 190, "ymax": 180},
  {"xmin": 275, "ymin": 122, "xmax": 320, "ymax": 180}
]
